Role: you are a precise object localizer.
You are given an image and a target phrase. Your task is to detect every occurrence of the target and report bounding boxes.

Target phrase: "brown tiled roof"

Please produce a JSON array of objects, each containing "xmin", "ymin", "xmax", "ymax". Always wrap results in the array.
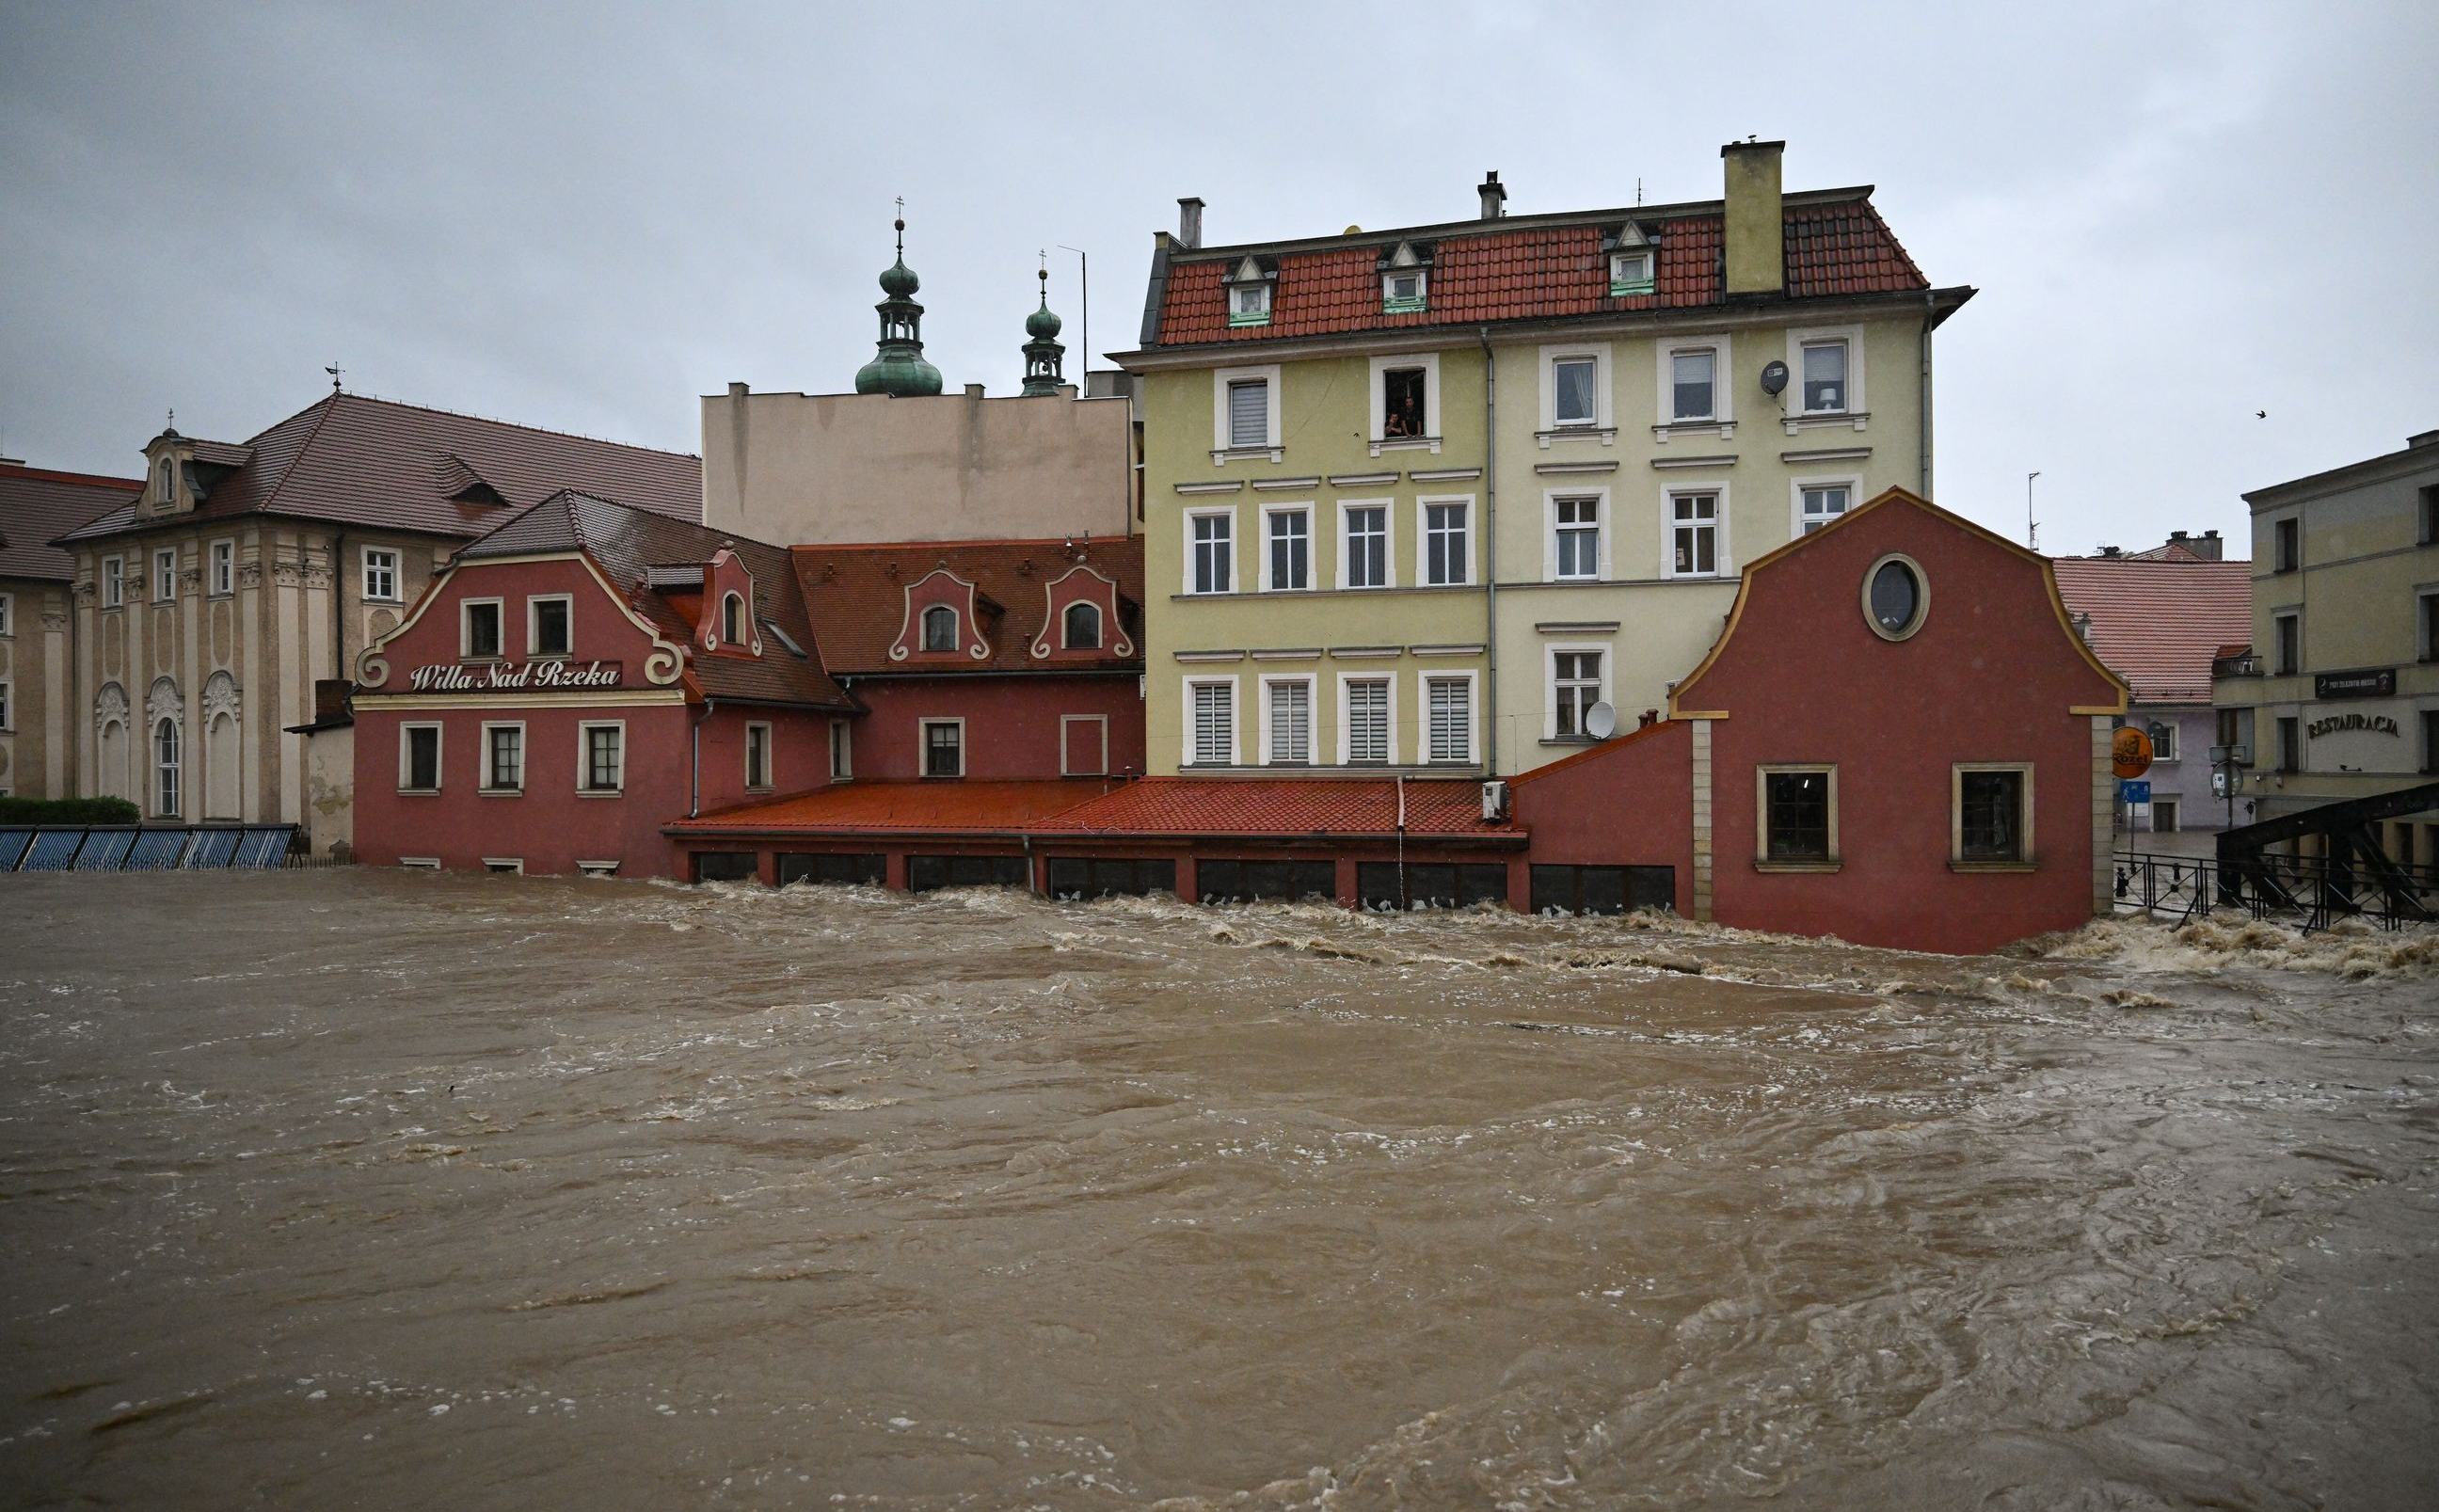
[
  {"xmin": 1151, "ymin": 195, "xmax": 1932, "ymax": 347},
  {"xmin": 1035, "ymin": 777, "xmax": 1520, "ymax": 840},
  {"xmin": 462, "ymin": 491, "xmax": 849, "ymax": 710},
  {"xmin": 670, "ymin": 779, "xmax": 1101, "ymax": 835},
  {"xmin": 2052, "ymin": 558, "xmax": 2255, "ymax": 705},
  {"xmin": 1, "ymin": 464, "xmax": 142, "ymax": 581},
  {"xmin": 791, "ymin": 535, "xmax": 1145, "ymax": 676},
  {"xmin": 57, "ymin": 393, "xmax": 700, "ymax": 546}
]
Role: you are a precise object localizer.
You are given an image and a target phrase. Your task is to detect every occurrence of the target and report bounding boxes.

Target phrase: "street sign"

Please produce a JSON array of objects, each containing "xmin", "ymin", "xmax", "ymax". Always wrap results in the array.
[{"xmin": 2119, "ymin": 779, "xmax": 2152, "ymax": 804}]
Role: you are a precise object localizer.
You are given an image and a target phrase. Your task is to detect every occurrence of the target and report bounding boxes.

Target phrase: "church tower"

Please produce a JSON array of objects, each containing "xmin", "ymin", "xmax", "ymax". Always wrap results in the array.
[
  {"xmin": 1019, "ymin": 264, "xmax": 1066, "ymax": 396},
  {"xmin": 853, "ymin": 215, "xmax": 945, "ymax": 397}
]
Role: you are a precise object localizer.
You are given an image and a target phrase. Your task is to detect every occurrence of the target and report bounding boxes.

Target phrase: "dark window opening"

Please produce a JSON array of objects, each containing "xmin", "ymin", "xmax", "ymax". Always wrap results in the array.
[
  {"xmin": 465, "ymin": 602, "xmax": 502, "ymax": 659},
  {"xmin": 693, "ymin": 851, "xmax": 760, "ymax": 883},
  {"xmin": 2277, "ymin": 716, "xmax": 2301, "ymax": 773},
  {"xmin": 1868, "ymin": 559, "xmax": 1921, "ymax": 634},
  {"xmin": 404, "ymin": 726, "xmax": 440, "ymax": 790},
  {"xmin": 1046, "ymin": 857, "xmax": 1177, "ymax": 900},
  {"xmin": 722, "ymin": 593, "xmax": 745, "ymax": 645},
  {"xmin": 2274, "ymin": 614, "xmax": 2300, "ymax": 676},
  {"xmin": 1357, "ymin": 861, "xmax": 1510, "ymax": 911},
  {"xmin": 1958, "ymin": 770, "xmax": 2026, "ymax": 862},
  {"xmin": 2273, "ymin": 517, "xmax": 2299, "ymax": 572},
  {"xmin": 921, "ymin": 604, "xmax": 958, "ymax": 652},
  {"xmin": 907, "ymin": 853, "xmax": 1029, "ymax": 893},
  {"xmin": 533, "ymin": 597, "xmax": 570, "ymax": 656},
  {"xmin": 1194, "ymin": 858, "xmax": 1336, "ymax": 905},
  {"xmin": 1382, "ymin": 367, "xmax": 1427, "ymax": 438},
  {"xmin": 776, "ymin": 852, "xmax": 885, "ymax": 888},
  {"xmin": 1063, "ymin": 601, "xmax": 1102, "ymax": 649},
  {"xmin": 1765, "ymin": 771, "xmax": 1832, "ymax": 862},
  {"xmin": 923, "ymin": 722, "xmax": 964, "ymax": 778},
  {"xmin": 1529, "ymin": 864, "xmax": 1674, "ymax": 916}
]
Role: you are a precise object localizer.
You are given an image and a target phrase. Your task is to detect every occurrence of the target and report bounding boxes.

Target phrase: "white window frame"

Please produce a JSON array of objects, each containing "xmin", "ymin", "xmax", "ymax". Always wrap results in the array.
[
  {"xmin": 1184, "ymin": 505, "xmax": 1237, "ymax": 596},
  {"xmin": 1061, "ymin": 599, "xmax": 1103, "ymax": 650},
  {"xmin": 1381, "ymin": 267, "xmax": 1427, "ymax": 312},
  {"xmin": 1791, "ymin": 475, "xmax": 1862, "ymax": 537},
  {"xmin": 0, "ymin": 591, "xmax": 11, "ymax": 637},
  {"xmin": 918, "ymin": 716, "xmax": 966, "ymax": 778},
  {"xmin": 1785, "ymin": 324, "xmax": 1866, "ymax": 419},
  {"xmin": 1183, "ymin": 676, "xmax": 1240, "ymax": 768},
  {"xmin": 576, "ymin": 719, "xmax": 626, "ymax": 796},
  {"xmin": 1756, "ymin": 764, "xmax": 1841, "ymax": 868},
  {"xmin": 460, "ymin": 597, "xmax": 506, "ymax": 661},
  {"xmin": 1367, "ymin": 353, "xmax": 1441, "ymax": 451},
  {"xmin": 479, "ymin": 720, "xmax": 526, "ymax": 795},
  {"xmin": 1952, "ymin": 761, "xmax": 2036, "ymax": 867},
  {"xmin": 398, "ymin": 722, "xmax": 443, "ymax": 794},
  {"xmin": 1544, "ymin": 642, "xmax": 1613, "ymax": 741},
  {"xmin": 1608, "ymin": 248, "xmax": 1654, "ymax": 294},
  {"xmin": 1060, "ymin": 713, "xmax": 1108, "ymax": 777},
  {"xmin": 527, "ymin": 593, "xmax": 574, "ymax": 658},
  {"xmin": 722, "ymin": 591, "xmax": 749, "ymax": 647},
  {"xmin": 152, "ymin": 547, "xmax": 177, "ymax": 602},
  {"xmin": 1538, "ymin": 342, "xmax": 1613, "ymax": 436},
  {"xmin": 1258, "ymin": 673, "xmax": 1318, "ymax": 767},
  {"xmin": 153, "ymin": 715, "xmax": 181, "ymax": 817},
  {"xmin": 2149, "ymin": 720, "xmax": 2178, "ymax": 762},
  {"xmin": 1544, "ymin": 488, "xmax": 1610, "ymax": 582},
  {"xmin": 918, "ymin": 602, "xmax": 960, "ymax": 653},
  {"xmin": 829, "ymin": 718, "xmax": 852, "ymax": 781},
  {"xmin": 209, "ymin": 539, "xmax": 234, "ymax": 597},
  {"xmin": 1339, "ymin": 674, "xmax": 1397, "ymax": 766},
  {"xmin": 1420, "ymin": 495, "xmax": 1475, "ymax": 587},
  {"xmin": 0, "ymin": 679, "xmax": 11, "ymax": 731},
  {"xmin": 1259, "ymin": 503, "xmax": 1315, "ymax": 593},
  {"xmin": 1422, "ymin": 671, "xmax": 1479, "ymax": 765},
  {"xmin": 1656, "ymin": 333, "xmax": 1733, "ymax": 431},
  {"xmin": 361, "ymin": 545, "xmax": 402, "ymax": 603},
  {"xmin": 744, "ymin": 721, "xmax": 773, "ymax": 790},
  {"xmin": 1228, "ymin": 279, "xmax": 1272, "ymax": 326},
  {"xmin": 102, "ymin": 555, "xmax": 124, "ymax": 610},
  {"xmin": 1662, "ymin": 481, "xmax": 1732, "ymax": 580},
  {"xmin": 1211, "ymin": 363, "xmax": 1283, "ymax": 459},
  {"xmin": 482, "ymin": 858, "xmax": 524, "ymax": 876},
  {"xmin": 1336, "ymin": 499, "xmax": 1395, "ymax": 590}
]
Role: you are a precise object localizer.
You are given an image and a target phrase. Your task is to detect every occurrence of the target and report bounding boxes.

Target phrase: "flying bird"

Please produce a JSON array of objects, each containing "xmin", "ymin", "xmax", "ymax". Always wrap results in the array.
[{"xmin": 2256, "ymin": 410, "xmax": 2267, "ymax": 419}]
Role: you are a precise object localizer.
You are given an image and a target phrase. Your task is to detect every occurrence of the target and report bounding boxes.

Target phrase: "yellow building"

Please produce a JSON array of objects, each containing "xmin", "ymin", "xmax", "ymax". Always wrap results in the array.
[
  {"xmin": 1119, "ymin": 144, "xmax": 1972, "ymax": 778},
  {"xmin": 2211, "ymin": 429, "xmax": 2439, "ymax": 862}
]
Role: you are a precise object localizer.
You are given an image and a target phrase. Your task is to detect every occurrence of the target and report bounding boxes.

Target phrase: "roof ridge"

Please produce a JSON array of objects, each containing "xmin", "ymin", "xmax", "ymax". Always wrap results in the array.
[
  {"xmin": 251, "ymin": 393, "xmax": 343, "ymax": 516},
  {"xmin": 0, "ymin": 464, "xmax": 143, "ymax": 490},
  {"xmin": 320, "ymin": 390, "xmax": 696, "ymax": 458},
  {"xmin": 1173, "ymin": 184, "xmax": 1882, "ymax": 262},
  {"xmin": 792, "ymin": 533, "xmax": 1138, "ymax": 554}
]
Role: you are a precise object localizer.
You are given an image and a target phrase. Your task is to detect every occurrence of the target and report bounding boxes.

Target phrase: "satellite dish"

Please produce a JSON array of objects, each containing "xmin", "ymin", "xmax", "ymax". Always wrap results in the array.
[
  {"xmin": 1760, "ymin": 359, "xmax": 1789, "ymax": 396},
  {"xmin": 1586, "ymin": 701, "xmax": 1618, "ymax": 740}
]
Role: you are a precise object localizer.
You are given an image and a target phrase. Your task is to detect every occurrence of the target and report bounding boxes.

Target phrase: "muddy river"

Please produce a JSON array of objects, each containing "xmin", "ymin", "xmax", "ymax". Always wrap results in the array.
[{"xmin": 1, "ymin": 871, "xmax": 2434, "ymax": 1510}]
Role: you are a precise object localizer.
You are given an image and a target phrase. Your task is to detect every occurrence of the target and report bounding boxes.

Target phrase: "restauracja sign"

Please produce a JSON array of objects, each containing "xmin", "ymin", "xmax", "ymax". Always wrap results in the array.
[{"xmin": 406, "ymin": 660, "xmax": 624, "ymax": 692}]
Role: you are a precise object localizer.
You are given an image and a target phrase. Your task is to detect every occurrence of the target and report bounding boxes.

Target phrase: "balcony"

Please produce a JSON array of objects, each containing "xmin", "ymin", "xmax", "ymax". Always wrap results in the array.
[{"xmin": 2211, "ymin": 650, "xmax": 2261, "ymax": 679}]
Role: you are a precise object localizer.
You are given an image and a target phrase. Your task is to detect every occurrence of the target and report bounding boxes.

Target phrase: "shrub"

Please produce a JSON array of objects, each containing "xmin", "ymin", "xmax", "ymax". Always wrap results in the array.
[{"xmin": 0, "ymin": 796, "xmax": 142, "ymax": 826}]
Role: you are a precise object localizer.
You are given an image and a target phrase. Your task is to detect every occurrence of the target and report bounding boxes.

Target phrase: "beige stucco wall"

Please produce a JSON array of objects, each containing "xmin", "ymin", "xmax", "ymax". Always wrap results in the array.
[
  {"xmin": 701, "ymin": 385, "xmax": 1135, "ymax": 546},
  {"xmin": 0, "ymin": 577, "xmax": 73, "ymax": 799}
]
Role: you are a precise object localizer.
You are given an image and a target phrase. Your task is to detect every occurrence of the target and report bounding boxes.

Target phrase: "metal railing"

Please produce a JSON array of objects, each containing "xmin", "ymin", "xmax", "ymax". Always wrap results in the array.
[{"xmin": 2113, "ymin": 848, "xmax": 2438, "ymax": 932}]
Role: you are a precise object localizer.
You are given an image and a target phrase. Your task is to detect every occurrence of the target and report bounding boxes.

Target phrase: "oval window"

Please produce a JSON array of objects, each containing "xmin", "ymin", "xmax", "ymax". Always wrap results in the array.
[{"xmin": 1862, "ymin": 555, "xmax": 1928, "ymax": 640}]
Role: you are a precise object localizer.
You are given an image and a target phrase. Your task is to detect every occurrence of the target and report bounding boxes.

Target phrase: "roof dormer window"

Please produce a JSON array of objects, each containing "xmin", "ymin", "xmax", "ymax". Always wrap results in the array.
[
  {"xmin": 155, "ymin": 457, "xmax": 177, "ymax": 508},
  {"xmin": 921, "ymin": 603, "xmax": 959, "ymax": 652},
  {"xmin": 1223, "ymin": 255, "xmax": 1275, "ymax": 327},
  {"xmin": 721, "ymin": 591, "xmax": 746, "ymax": 646},
  {"xmin": 1604, "ymin": 224, "xmax": 1657, "ymax": 296},
  {"xmin": 1379, "ymin": 242, "xmax": 1431, "ymax": 314}
]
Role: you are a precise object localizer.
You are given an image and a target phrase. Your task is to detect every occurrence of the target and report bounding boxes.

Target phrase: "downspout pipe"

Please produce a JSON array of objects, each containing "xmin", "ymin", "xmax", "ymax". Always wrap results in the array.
[
  {"xmin": 1478, "ymin": 326, "xmax": 1499, "ymax": 779},
  {"xmin": 690, "ymin": 697, "xmax": 713, "ymax": 819},
  {"xmin": 1920, "ymin": 293, "xmax": 1935, "ymax": 497}
]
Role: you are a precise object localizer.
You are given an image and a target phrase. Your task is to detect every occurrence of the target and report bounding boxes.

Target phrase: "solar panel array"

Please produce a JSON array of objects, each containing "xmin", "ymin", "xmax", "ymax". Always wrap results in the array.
[{"xmin": 0, "ymin": 825, "xmax": 295, "ymax": 873}]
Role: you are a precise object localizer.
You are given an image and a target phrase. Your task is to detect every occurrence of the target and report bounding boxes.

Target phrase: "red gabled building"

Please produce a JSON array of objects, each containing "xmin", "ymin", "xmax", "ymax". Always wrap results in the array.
[{"xmin": 351, "ymin": 491, "xmax": 852, "ymax": 878}]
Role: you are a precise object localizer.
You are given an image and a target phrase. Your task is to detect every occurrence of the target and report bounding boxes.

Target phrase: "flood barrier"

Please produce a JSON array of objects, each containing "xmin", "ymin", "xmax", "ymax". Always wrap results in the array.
[{"xmin": 0, "ymin": 824, "xmax": 298, "ymax": 873}]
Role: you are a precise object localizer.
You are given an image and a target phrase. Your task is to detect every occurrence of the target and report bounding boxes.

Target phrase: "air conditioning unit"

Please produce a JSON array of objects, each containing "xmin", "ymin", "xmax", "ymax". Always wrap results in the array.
[{"xmin": 1481, "ymin": 780, "xmax": 1510, "ymax": 821}]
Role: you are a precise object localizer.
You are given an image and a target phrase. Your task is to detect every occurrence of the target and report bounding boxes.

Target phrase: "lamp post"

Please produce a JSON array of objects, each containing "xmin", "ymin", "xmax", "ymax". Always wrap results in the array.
[
  {"xmin": 2026, "ymin": 470, "xmax": 2041, "ymax": 550},
  {"xmin": 1057, "ymin": 245, "xmax": 1088, "ymax": 390}
]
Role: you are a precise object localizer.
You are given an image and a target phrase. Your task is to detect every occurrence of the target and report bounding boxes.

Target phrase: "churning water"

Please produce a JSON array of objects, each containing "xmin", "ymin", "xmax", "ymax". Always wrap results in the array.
[{"xmin": 1, "ymin": 871, "xmax": 2434, "ymax": 1510}]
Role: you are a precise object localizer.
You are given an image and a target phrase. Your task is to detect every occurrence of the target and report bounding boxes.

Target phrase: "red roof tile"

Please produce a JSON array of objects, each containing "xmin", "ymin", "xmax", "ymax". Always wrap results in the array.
[
  {"xmin": 1154, "ymin": 199, "xmax": 1929, "ymax": 347},
  {"xmin": 0, "ymin": 464, "xmax": 141, "ymax": 581},
  {"xmin": 2051, "ymin": 558, "xmax": 2254, "ymax": 705},
  {"xmin": 671, "ymin": 780, "xmax": 1106, "ymax": 835},
  {"xmin": 1035, "ymin": 777, "xmax": 1520, "ymax": 840},
  {"xmin": 792, "ymin": 536, "xmax": 1144, "ymax": 676},
  {"xmin": 59, "ymin": 393, "xmax": 700, "ymax": 546}
]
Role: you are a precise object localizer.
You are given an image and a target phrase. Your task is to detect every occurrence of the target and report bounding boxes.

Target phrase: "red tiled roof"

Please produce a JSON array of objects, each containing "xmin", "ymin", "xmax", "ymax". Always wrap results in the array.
[
  {"xmin": 58, "ymin": 393, "xmax": 700, "ymax": 546},
  {"xmin": 1154, "ymin": 198, "xmax": 1929, "ymax": 346},
  {"xmin": 0, "ymin": 464, "xmax": 141, "ymax": 581},
  {"xmin": 671, "ymin": 780, "xmax": 1106, "ymax": 835},
  {"xmin": 2052, "ymin": 558, "xmax": 2254, "ymax": 705},
  {"xmin": 1035, "ymin": 777, "xmax": 1521, "ymax": 840},
  {"xmin": 792, "ymin": 536, "xmax": 1144, "ymax": 675},
  {"xmin": 458, "ymin": 491, "xmax": 848, "ymax": 709}
]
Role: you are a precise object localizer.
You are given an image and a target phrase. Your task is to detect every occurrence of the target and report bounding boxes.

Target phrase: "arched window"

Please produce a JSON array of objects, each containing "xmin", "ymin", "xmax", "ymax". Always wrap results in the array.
[
  {"xmin": 156, "ymin": 457, "xmax": 175, "ymax": 502},
  {"xmin": 921, "ymin": 604, "xmax": 958, "ymax": 652},
  {"xmin": 1062, "ymin": 600, "xmax": 1102, "ymax": 650},
  {"xmin": 154, "ymin": 717, "xmax": 181, "ymax": 817},
  {"xmin": 721, "ymin": 592, "xmax": 745, "ymax": 645}
]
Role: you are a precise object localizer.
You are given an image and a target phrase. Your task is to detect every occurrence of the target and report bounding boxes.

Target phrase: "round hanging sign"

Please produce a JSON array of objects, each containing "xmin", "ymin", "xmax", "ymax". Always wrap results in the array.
[{"xmin": 2111, "ymin": 725, "xmax": 2154, "ymax": 780}]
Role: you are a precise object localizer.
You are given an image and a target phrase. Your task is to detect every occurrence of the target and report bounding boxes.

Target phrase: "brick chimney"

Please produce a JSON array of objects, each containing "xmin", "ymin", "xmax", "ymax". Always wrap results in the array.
[
  {"xmin": 1478, "ymin": 170, "xmax": 1506, "ymax": 220},
  {"xmin": 1176, "ymin": 197, "xmax": 1204, "ymax": 250},
  {"xmin": 1720, "ymin": 139, "xmax": 1785, "ymax": 297}
]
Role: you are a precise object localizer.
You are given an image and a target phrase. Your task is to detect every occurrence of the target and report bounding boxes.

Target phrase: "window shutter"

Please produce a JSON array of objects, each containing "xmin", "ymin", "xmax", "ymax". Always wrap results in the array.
[
  {"xmin": 1194, "ymin": 683, "xmax": 1231, "ymax": 764},
  {"xmin": 1428, "ymin": 679, "xmax": 1468, "ymax": 761},
  {"xmin": 1349, "ymin": 682, "xmax": 1387, "ymax": 763},
  {"xmin": 1269, "ymin": 683, "xmax": 1309, "ymax": 762},
  {"xmin": 1228, "ymin": 381, "xmax": 1267, "ymax": 449}
]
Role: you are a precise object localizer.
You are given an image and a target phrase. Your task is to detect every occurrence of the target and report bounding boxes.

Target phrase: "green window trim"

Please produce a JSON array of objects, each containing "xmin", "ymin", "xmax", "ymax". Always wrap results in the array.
[
  {"xmin": 1226, "ymin": 309, "xmax": 1273, "ymax": 327},
  {"xmin": 1382, "ymin": 293, "xmax": 1427, "ymax": 315}
]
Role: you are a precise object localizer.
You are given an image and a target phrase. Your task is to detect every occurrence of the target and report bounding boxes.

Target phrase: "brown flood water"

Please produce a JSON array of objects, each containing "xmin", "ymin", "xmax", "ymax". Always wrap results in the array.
[{"xmin": 1, "ymin": 870, "xmax": 2435, "ymax": 1510}]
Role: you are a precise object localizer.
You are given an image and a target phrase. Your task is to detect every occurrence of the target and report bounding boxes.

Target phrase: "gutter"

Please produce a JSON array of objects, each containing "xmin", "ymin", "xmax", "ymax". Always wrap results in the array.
[{"xmin": 1479, "ymin": 326, "xmax": 1500, "ymax": 778}]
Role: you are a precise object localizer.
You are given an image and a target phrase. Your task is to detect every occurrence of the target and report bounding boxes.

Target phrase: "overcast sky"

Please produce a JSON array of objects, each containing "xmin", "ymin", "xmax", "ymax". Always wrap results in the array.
[{"xmin": 3, "ymin": 1, "xmax": 2432, "ymax": 556}]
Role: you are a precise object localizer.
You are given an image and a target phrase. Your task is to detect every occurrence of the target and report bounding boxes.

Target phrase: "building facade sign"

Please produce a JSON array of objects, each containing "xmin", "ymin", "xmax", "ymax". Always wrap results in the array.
[
  {"xmin": 2305, "ymin": 710, "xmax": 2399, "ymax": 740},
  {"xmin": 406, "ymin": 661, "xmax": 625, "ymax": 692},
  {"xmin": 2313, "ymin": 667, "xmax": 2396, "ymax": 700}
]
